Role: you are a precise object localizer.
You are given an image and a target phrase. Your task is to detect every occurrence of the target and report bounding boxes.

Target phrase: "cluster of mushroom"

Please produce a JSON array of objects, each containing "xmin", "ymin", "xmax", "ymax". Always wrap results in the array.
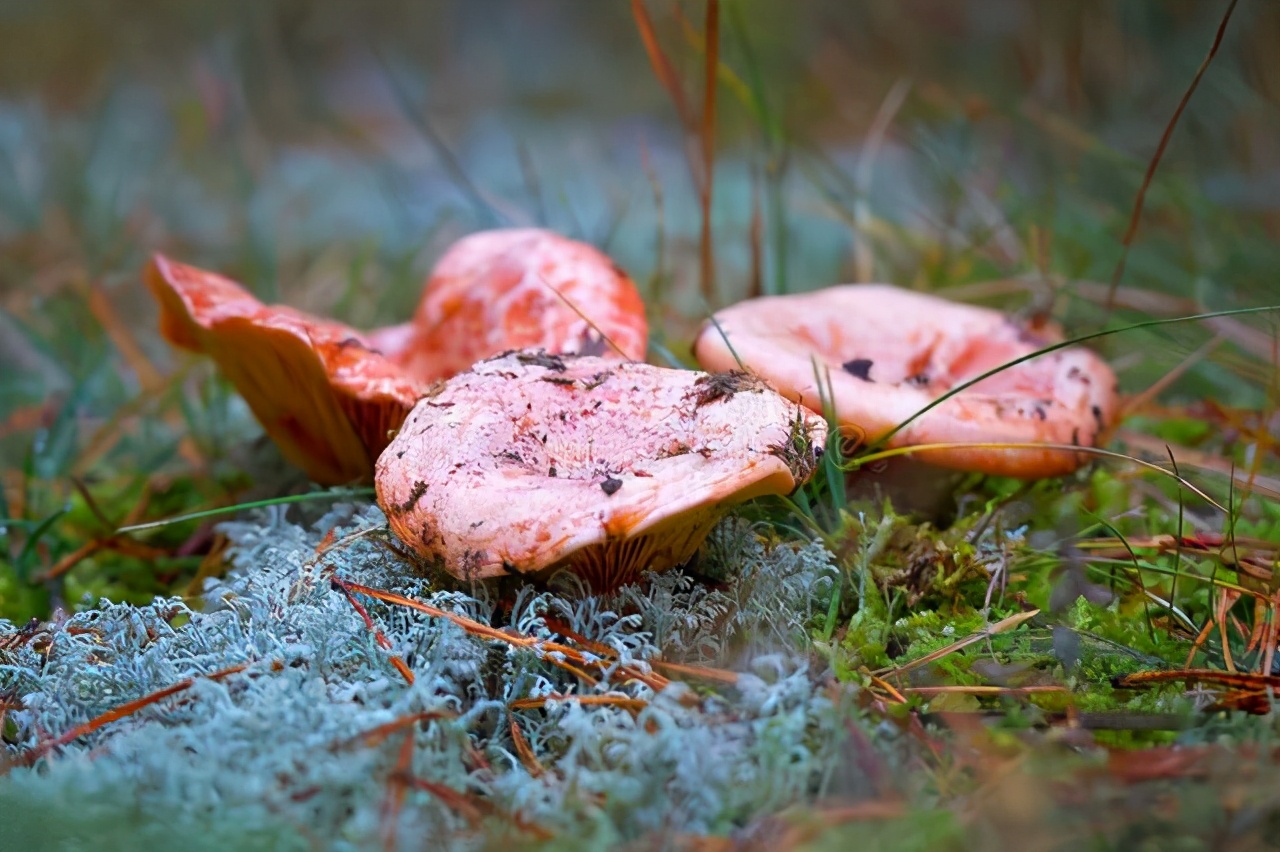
[{"xmin": 147, "ymin": 229, "xmax": 1117, "ymax": 590}]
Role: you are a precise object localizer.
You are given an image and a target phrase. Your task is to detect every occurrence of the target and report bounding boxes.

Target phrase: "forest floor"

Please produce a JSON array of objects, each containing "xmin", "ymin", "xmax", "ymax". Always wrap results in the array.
[{"xmin": 2, "ymin": 3, "xmax": 1280, "ymax": 849}]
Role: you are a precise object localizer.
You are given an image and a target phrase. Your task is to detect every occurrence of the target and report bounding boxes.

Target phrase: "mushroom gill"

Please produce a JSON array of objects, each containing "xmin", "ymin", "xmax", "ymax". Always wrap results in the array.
[{"xmin": 145, "ymin": 254, "xmax": 428, "ymax": 484}]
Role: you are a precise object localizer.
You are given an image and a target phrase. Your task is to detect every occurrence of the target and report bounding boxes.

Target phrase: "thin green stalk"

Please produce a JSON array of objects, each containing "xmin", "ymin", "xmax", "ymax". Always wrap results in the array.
[{"xmin": 116, "ymin": 488, "xmax": 376, "ymax": 534}]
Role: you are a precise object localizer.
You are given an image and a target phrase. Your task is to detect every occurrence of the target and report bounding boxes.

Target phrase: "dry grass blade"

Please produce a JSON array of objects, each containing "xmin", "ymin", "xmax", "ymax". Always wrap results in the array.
[
  {"xmin": 69, "ymin": 476, "xmax": 117, "ymax": 532},
  {"xmin": 331, "ymin": 578, "xmax": 415, "ymax": 685},
  {"xmin": 1114, "ymin": 429, "xmax": 1280, "ymax": 502},
  {"xmin": 1106, "ymin": 0, "xmax": 1240, "ymax": 309},
  {"xmin": 1116, "ymin": 665, "xmax": 1280, "ymax": 711},
  {"xmin": 902, "ymin": 685, "xmax": 1068, "ymax": 697},
  {"xmin": 402, "ymin": 776, "xmax": 487, "ymax": 827},
  {"xmin": 335, "ymin": 580, "xmax": 669, "ymax": 691},
  {"xmin": 630, "ymin": 0, "xmax": 719, "ymax": 302},
  {"xmin": 32, "ymin": 483, "xmax": 164, "ymax": 582},
  {"xmin": 698, "ymin": 0, "xmax": 719, "ymax": 303},
  {"xmin": 1119, "ymin": 332, "xmax": 1228, "ymax": 417},
  {"xmin": 1077, "ymin": 532, "xmax": 1277, "ymax": 581},
  {"xmin": 85, "ymin": 279, "xmax": 164, "ymax": 392},
  {"xmin": 865, "ymin": 674, "xmax": 908, "ymax": 704},
  {"xmin": 509, "ymin": 694, "xmax": 649, "ymax": 713},
  {"xmin": 630, "ymin": 0, "xmax": 695, "ymax": 129},
  {"xmin": 650, "ymin": 659, "xmax": 739, "ymax": 685},
  {"xmin": 853, "ymin": 78, "xmax": 912, "ymax": 283},
  {"xmin": 508, "ymin": 718, "xmax": 545, "ymax": 777},
  {"xmin": 335, "ymin": 711, "xmax": 456, "ymax": 750},
  {"xmin": 1115, "ymin": 668, "xmax": 1280, "ymax": 691},
  {"xmin": 877, "ymin": 609, "xmax": 1040, "ymax": 681},
  {"xmin": 33, "ymin": 536, "xmax": 169, "ymax": 583}
]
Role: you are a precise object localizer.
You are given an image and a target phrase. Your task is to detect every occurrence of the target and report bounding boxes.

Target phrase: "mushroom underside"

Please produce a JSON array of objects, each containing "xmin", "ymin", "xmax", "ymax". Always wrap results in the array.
[{"xmin": 145, "ymin": 254, "xmax": 425, "ymax": 484}]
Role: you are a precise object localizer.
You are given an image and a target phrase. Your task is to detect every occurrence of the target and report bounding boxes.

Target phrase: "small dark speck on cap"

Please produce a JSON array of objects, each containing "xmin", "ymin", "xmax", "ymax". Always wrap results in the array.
[
  {"xmin": 842, "ymin": 359, "xmax": 874, "ymax": 382},
  {"xmin": 601, "ymin": 477, "xmax": 623, "ymax": 496}
]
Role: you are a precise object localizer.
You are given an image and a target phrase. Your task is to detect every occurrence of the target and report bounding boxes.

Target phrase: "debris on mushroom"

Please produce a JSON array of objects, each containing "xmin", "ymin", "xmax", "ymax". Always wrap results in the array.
[
  {"xmin": 145, "ymin": 254, "xmax": 429, "ymax": 485},
  {"xmin": 384, "ymin": 228, "xmax": 649, "ymax": 382},
  {"xmin": 375, "ymin": 351, "xmax": 826, "ymax": 591},
  {"xmin": 692, "ymin": 284, "xmax": 1119, "ymax": 478}
]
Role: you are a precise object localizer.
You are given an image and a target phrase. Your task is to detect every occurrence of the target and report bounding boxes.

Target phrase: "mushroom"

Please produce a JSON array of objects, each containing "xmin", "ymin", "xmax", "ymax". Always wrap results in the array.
[
  {"xmin": 145, "ymin": 254, "xmax": 428, "ymax": 485},
  {"xmin": 693, "ymin": 285, "xmax": 1119, "ymax": 478},
  {"xmin": 375, "ymin": 351, "xmax": 826, "ymax": 591},
  {"xmin": 384, "ymin": 228, "xmax": 649, "ymax": 382},
  {"xmin": 143, "ymin": 229, "xmax": 648, "ymax": 484}
]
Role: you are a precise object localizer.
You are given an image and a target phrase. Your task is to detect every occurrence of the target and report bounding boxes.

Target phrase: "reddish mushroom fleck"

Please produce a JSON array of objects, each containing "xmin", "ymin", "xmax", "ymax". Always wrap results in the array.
[
  {"xmin": 693, "ymin": 285, "xmax": 1119, "ymax": 478},
  {"xmin": 145, "ymin": 254, "xmax": 428, "ymax": 485},
  {"xmin": 376, "ymin": 351, "xmax": 826, "ymax": 591},
  {"xmin": 383, "ymin": 228, "xmax": 649, "ymax": 382}
]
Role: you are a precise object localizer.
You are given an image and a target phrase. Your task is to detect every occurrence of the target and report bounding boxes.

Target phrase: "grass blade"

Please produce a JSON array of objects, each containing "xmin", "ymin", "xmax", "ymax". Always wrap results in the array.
[{"xmin": 116, "ymin": 488, "xmax": 375, "ymax": 534}]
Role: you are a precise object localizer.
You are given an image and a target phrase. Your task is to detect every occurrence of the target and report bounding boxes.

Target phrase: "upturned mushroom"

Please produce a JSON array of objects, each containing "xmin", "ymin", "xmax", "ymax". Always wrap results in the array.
[
  {"xmin": 693, "ymin": 285, "xmax": 1119, "ymax": 478},
  {"xmin": 375, "ymin": 351, "xmax": 827, "ymax": 591},
  {"xmin": 144, "ymin": 229, "xmax": 649, "ymax": 484},
  {"xmin": 145, "ymin": 255, "xmax": 428, "ymax": 484}
]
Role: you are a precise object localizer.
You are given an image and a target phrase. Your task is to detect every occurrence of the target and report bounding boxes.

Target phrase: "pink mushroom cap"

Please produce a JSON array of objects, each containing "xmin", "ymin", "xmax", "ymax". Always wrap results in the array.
[
  {"xmin": 383, "ymin": 229, "xmax": 649, "ymax": 382},
  {"xmin": 376, "ymin": 351, "xmax": 826, "ymax": 590},
  {"xmin": 693, "ymin": 285, "xmax": 1120, "ymax": 478}
]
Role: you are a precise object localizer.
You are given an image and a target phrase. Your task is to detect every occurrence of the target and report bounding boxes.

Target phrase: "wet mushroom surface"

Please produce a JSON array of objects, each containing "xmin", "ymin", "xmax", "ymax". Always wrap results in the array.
[
  {"xmin": 694, "ymin": 284, "xmax": 1120, "ymax": 478},
  {"xmin": 376, "ymin": 350, "xmax": 827, "ymax": 591}
]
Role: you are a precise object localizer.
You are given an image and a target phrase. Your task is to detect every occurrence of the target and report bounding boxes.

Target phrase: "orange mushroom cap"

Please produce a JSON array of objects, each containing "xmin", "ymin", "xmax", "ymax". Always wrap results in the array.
[
  {"xmin": 384, "ymin": 229, "xmax": 649, "ymax": 382},
  {"xmin": 376, "ymin": 351, "xmax": 826, "ymax": 591},
  {"xmin": 145, "ymin": 230, "xmax": 648, "ymax": 484},
  {"xmin": 145, "ymin": 254, "xmax": 428, "ymax": 485},
  {"xmin": 693, "ymin": 285, "xmax": 1120, "ymax": 478}
]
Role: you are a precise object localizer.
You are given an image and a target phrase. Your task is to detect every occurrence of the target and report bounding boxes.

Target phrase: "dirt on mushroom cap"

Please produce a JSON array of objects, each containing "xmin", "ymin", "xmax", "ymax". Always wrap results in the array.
[
  {"xmin": 145, "ymin": 254, "xmax": 429, "ymax": 485},
  {"xmin": 375, "ymin": 351, "xmax": 827, "ymax": 588},
  {"xmin": 693, "ymin": 284, "xmax": 1120, "ymax": 478},
  {"xmin": 383, "ymin": 229, "xmax": 649, "ymax": 382}
]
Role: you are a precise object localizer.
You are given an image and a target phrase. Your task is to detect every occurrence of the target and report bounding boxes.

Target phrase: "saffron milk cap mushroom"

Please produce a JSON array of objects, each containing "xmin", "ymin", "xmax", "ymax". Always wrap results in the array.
[
  {"xmin": 386, "ymin": 229, "xmax": 649, "ymax": 382},
  {"xmin": 693, "ymin": 285, "xmax": 1119, "ymax": 478},
  {"xmin": 376, "ymin": 351, "xmax": 826, "ymax": 591},
  {"xmin": 145, "ymin": 254, "xmax": 427, "ymax": 484}
]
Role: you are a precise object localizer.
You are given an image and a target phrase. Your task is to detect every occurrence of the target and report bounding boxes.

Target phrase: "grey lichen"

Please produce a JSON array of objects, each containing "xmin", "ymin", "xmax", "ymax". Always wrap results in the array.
[{"xmin": 1, "ymin": 504, "xmax": 856, "ymax": 850}]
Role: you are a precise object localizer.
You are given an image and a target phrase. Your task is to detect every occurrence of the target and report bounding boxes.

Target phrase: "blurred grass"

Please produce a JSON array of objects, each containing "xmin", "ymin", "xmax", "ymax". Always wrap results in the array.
[{"xmin": 1, "ymin": 0, "xmax": 1279, "ymax": 847}]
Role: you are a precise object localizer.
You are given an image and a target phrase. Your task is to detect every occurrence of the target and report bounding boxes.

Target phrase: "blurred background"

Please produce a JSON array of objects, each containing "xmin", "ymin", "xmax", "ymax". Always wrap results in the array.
[{"xmin": 1, "ymin": 0, "xmax": 1277, "ymax": 615}]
